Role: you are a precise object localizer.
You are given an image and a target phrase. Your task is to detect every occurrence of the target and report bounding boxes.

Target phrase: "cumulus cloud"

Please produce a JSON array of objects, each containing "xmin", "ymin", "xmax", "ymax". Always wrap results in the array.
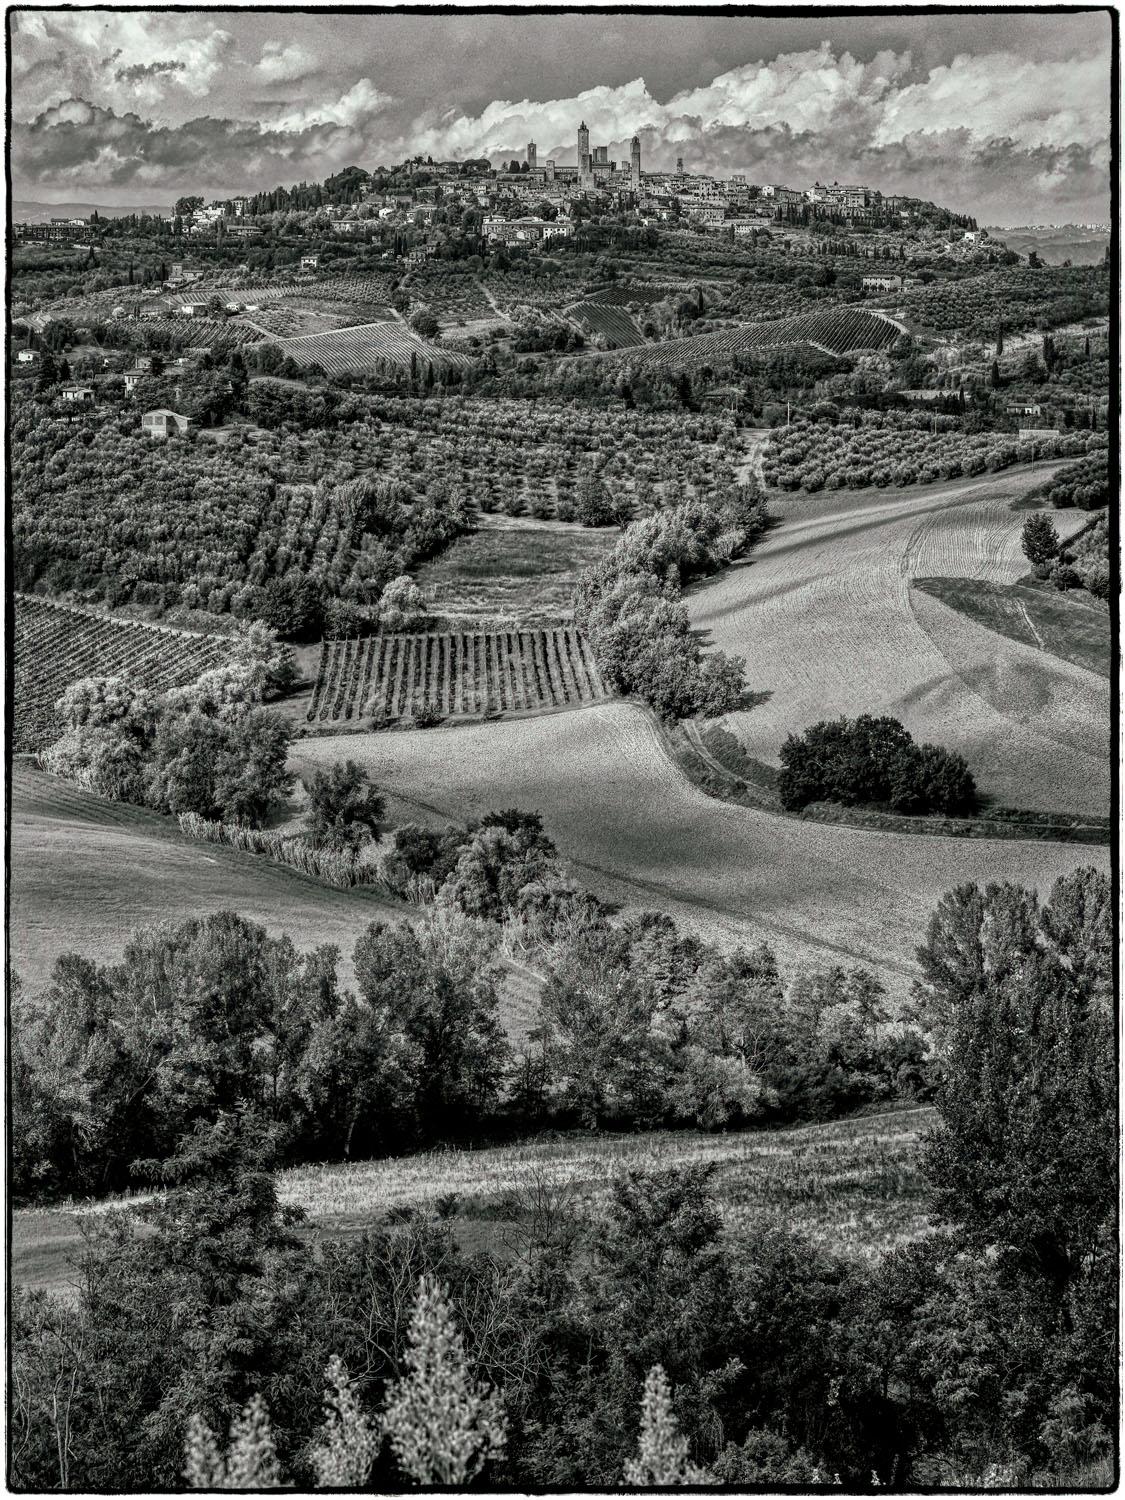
[
  {"xmin": 255, "ymin": 42, "xmax": 319, "ymax": 85},
  {"xmin": 269, "ymin": 78, "xmax": 392, "ymax": 132},
  {"xmin": 8, "ymin": 33, "xmax": 1109, "ymax": 221}
]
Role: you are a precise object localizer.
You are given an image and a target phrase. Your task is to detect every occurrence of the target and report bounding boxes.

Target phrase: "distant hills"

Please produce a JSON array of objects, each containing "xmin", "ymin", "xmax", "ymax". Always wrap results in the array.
[
  {"xmin": 988, "ymin": 223, "xmax": 1110, "ymax": 266},
  {"xmin": 13, "ymin": 199, "xmax": 170, "ymax": 223}
]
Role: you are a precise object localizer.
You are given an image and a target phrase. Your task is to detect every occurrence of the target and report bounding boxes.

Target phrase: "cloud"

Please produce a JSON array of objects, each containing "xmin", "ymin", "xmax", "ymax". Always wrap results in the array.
[
  {"xmin": 7, "ymin": 35, "xmax": 1109, "ymax": 221},
  {"xmin": 255, "ymin": 42, "xmax": 319, "ymax": 85},
  {"xmin": 268, "ymin": 78, "xmax": 393, "ymax": 132}
]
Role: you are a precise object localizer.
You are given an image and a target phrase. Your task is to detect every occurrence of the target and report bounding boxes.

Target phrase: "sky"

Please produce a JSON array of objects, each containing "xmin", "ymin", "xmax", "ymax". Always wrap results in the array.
[{"xmin": 8, "ymin": 8, "xmax": 1114, "ymax": 224}]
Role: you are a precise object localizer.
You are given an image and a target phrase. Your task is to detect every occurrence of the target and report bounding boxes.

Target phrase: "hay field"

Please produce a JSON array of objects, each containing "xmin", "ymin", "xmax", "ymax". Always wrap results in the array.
[
  {"xmin": 290, "ymin": 704, "xmax": 1106, "ymax": 1000},
  {"xmin": 8, "ymin": 766, "xmax": 406, "ymax": 995},
  {"xmin": 688, "ymin": 464, "xmax": 1109, "ymax": 817},
  {"xmin": 11, "ymin": 1105, "xmax": 931, "ymax": 1294}
]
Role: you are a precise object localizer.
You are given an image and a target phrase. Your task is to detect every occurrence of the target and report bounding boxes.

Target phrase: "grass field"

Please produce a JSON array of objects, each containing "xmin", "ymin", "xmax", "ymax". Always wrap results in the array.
[
  {"xmin": 11, "ymin": 1105, "xmax": 933, "ymax": 1295},
  {"xmin": 912, "ymin": 574, "xmax": 1111, "ymax": 679},
  {"xmin": 687, "ymin": 463, "xmax": 1109, "ymax": 818},
  {"xmin": 290, "ymin": 703, "xmax": 1106, "ymax": 1002},
  {"xmin": 8, "ymin": 765, "xmax": 541, "ymax": 1047},
  {"xmin": 414, "ymin": 517, "xmax": 617, "ymax": 622}
]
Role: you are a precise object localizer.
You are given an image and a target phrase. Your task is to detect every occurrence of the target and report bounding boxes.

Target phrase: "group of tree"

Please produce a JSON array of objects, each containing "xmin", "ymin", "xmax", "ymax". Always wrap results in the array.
[
  {"xmin": 1022, "ymin": 509, "xmax": 1110, "ymax": 601},
  {"xmin": 575, "ymin": 482, "xmax": 770, "ymax": 718},
  {"xmin": 11, "ymin": 866, "xmax": 1112, "ymax": 1489},
  {"xmin": 39, "ymin": 624, "xmax": 295, "ymax": 824},
  {"xmin": 778, "ymin": 715, "xmax": 978, "ymax": 816}
]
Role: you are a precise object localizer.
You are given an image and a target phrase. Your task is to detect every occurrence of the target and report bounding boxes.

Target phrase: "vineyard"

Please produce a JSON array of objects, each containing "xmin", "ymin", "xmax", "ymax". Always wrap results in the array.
[
  {"xmin": 307, "ymin": 627, "xmax": 608, "ymax": 725},
  {"xmin": 274, "ymin": 321, "xmax": 474, "ymax": 374},
  {"xmin": 240, "ymin": 300, "xmax": 395, "ymax": 338},
  {"xmin": 567, "ymin": 301, "xmax": 646, "ymax": 348},
  {"xmin": 14, "ymin": 594, "xmax": 230, "ymax": 752},
  {"xmin": 590, "ymin": 306, "xmax": 905, "ymax": 368}
]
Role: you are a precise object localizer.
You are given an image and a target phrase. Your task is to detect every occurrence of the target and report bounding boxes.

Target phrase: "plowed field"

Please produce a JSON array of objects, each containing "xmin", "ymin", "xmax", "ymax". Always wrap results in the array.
[
  {"xmin": 291, "ymin": 704, "xmax": 1106, "ymax": 1001},
  {"xmin": 687, "ymin": 465, "xmax": 1109, "ymax": 817}
]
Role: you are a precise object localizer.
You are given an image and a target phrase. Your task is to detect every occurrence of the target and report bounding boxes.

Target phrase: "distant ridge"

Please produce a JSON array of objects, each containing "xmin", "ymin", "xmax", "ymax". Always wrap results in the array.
[{"xmin": 13, "ymin": 198, "xmax": 170, "ymax": 223}]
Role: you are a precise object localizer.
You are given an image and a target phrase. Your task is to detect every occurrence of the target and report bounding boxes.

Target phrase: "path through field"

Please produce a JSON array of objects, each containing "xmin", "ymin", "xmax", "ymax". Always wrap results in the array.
[
  {"xmin": 292, "ymin": 704, "xmax": 1106, "ymax": 1001},
  {"xmin": 688, "ymin": 465, "xmax": 1109, "ymax": 816}
]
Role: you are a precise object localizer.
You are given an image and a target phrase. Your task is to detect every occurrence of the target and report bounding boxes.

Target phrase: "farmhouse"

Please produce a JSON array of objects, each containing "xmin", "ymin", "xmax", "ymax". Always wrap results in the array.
[
  {"xmin": 300, "ymin": 254, "xmax": 320, "ymax": 270},
  {"xmin": 16, "ymin": 349, "xmax": 38, "ymax": 365},
  {"xmin": 123, "ymin": 366, "xmax": 153, "ymax": 394},
  {"xmin": 60, "ymin": 384, "xmax": 94, "ymax": 404},
  {"xmin": 180, "ymin": 301, "xmax": 210, "ymax": 318},
  {"xmin": 1008, "ymin": 401, "xmax": 1044, "ymax": 417},
  {"xmin": 142, "ymin": 409, "xmax": 193, "ymax": 439},
  {"xmin": 862, "ymin": 274, "xmax": 904, "ymax": 292}
]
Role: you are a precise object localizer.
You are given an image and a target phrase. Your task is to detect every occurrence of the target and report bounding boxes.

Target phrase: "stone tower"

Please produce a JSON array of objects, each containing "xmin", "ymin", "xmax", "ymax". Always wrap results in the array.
[
  {"xmin": 577, "ymin": 120, "xmax": 590, "ymax": 175},
  {"xmin": 527, "ymin": 141, "xmax": 537, "ymax": 170},
  {"xmin": 630, "ymin": 134, "xmax": 642, "ymax": 189}
]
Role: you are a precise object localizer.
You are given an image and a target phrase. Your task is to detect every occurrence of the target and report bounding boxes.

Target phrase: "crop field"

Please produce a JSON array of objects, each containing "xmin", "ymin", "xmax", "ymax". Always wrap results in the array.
[
  {"xmin": 291, "ymin": 702, "xmax": 1106, "ymax": 1003},
  {"xmin": 274, "ymin": 321, "xmax": 474, "ymax": 374},
  {"xmin": 307, "ymin": 627, "xmax": 608, "ymax": 725},
  {"xmin": 567, "ymin": 300, "xmax": 646, "ymax": 347},
  {"xmin": 687, "ymin": 464, "xmax": 1110, "ymax": 817},
  {"xmin": 241, "ymin": 298, "xmax": 396, "ymax": 338},
  {"xmin": 10, "ymin": 1105, "xmax": 931, "ymax": 1294},
  {"xmin": 913, "ymin": 575, "xmax": 1110, "ymax": 679},
  {"xmin": 583, "ymin": 284, "xmax": 684, "ymax": 306},
  {"xmin": 414, "ymin": 516, "xmax": 617, "ymax": 620},
  {"xmin": 14, "ymin": 595, "xmax": 231, "ymax": 752},
  {"xmin": 590, "ymin": 305, "xmax": 905, "ymax": 368}
]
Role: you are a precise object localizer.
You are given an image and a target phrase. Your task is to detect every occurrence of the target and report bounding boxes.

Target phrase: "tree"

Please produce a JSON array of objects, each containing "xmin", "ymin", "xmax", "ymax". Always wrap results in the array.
[
  {"xmin": 303, "ymin": 759, "xmax": 385, "ymax": 853},
  {"xmin": 1021, "ymin": 512, "xmax": 1060, "ymax": 570},
  {"xmin": 378, "ymin": 574, "xmax": 426, "ymax": 631},
  {"xmin": 309, "ymin": 1356, "xmax": 380, "ymax": 1487},
  {"xmin": 184, "ymin": 1395, "xmax": 280, "ymax": 1489},
  {"xmin": 624, "ymin": 1366, "xmax": 711, "ymax": 1485},
  {"xmin": 409, "ymin": 308, "xmax": 440, "ymax": 339},
  {"xmin": 915, "ymin": 871, "xmax": 1113, "ymax": 1299},
  {"xmin": 382, "ymin": 1275, "xmax": 507, "ymax": 1485},
  {"xmin": 258, "ymin": 574, "xmax": 324, "ymax": 641}
]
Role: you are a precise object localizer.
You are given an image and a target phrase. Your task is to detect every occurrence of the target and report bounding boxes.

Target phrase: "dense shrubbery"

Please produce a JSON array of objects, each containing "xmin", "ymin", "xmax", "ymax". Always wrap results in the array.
[
  {"xmin": 901, "ymin": 265, "xmax": 1110, "ymax": 337},
  {"xmin": 12, "ymin": 869, "xmax": 1112, "ymax": 1491},
  {"xmin": 575, "ymin": 485, "xmax": 769, "ymax": 718},
  {"xmin": 1022, "ymin": 507, "xmax": 1111, "ymax": 601},
  {"xmin": 778, "ymin": 715, "xmax": 978, "ymax": 815},
  {"xmin": 1037, "ymin": 450, "xmax": 1110, "ymax": 511},
  {"xmin": 40, "ymin": 622, "xmax": 295, "ymax": 824},
  {"xmin": 762, "ymin": 410, "xmax": 1104, "ymax": 493}
]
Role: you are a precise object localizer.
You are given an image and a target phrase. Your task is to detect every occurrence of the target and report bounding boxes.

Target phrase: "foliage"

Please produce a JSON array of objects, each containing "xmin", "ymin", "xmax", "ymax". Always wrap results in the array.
[
  {"xmin": 303, "ymin": 758, "xmax": 385, "ymax": 852},
  {"xmin": 778, "ymin": 715, "xmax": 977, "ymax": 816},
  {"xmin": 623, "ymin": 1365, "xmax": 712, "ymax": 1485},
  {"xmin": 1021, "ymin": 512, "xmax": 1060, "ymax": 570},
  {"xmin": 184, "ymin": 1396, "xmax": 281, "ymax": 1489},
  {"xmin": 383, "ymin": 1275, "xmax": 507, "ymax": 1485}
]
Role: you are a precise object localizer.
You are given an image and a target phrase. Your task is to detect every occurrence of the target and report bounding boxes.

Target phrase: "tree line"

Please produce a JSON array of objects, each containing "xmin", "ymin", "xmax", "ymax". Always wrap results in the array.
[{"xmin": 11, "ymin": 866, "xmax": 1112, "ymax": 1489}]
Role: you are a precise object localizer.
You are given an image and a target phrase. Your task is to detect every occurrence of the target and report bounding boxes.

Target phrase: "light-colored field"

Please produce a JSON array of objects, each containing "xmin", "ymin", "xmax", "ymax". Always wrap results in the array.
[
  {"xmin": 11, "ymin": 1105, "xmax": 932, "ymax": 1294},
  {"xmin": 688, "ymin": 465, "xmax": 1109, "ymax": 816},
  {"xmin": 290, "ymin": 703, "xmax": 1106, "ymax": 999},
  {"xmin": 8, "ymin": 766, "xmax": 404, "ymax": 995}
]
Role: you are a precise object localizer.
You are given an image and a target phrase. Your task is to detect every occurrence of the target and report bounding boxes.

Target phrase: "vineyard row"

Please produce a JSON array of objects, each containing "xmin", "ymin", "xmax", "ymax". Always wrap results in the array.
[{"xmin": 308, "ymin": 629, "xmax": 609, "ymax": 724}]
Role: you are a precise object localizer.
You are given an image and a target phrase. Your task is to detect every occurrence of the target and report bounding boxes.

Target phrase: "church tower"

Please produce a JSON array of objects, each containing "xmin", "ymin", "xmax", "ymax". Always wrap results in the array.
[{"xmin": 630, "ymin": 134, "xmax": 642, "ymax": 189}]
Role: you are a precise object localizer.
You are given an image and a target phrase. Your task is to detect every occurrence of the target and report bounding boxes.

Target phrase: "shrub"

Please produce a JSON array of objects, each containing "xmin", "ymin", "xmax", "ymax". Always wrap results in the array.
[{"xmin": 778, "ymin": 715, "xmax": 977, "ymax": 816}]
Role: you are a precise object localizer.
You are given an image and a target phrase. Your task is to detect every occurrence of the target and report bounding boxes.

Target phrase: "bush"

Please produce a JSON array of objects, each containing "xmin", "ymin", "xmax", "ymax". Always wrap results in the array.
[{"xmin": 778, "ymin": 715, "xmax": 977, "ymax": 816}]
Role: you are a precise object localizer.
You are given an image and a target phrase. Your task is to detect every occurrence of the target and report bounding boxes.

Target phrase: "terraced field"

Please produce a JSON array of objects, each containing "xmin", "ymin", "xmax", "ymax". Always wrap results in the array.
[
  {"xmin": 687, "ymin": 463, "xmax": 1109, "ymax": 817},
  {"xmin": 567, "ymin": 301, "xmax": 646, "ymax": 348},
  {"xmin": 307, "ymin": 628, "xmax": 608, "ymax": 725},
  {"xmin": 291, "ymin": 703, "xmax": 1106, "ymax": 1001},
  {"xmin": 591, "ymin": 305, "xmax": 904, "ymax": 368},
  {"xmin": 274, "ymin": 321, "xmax": 474, "ymax": 374},
  {"xmin": 14, "ymin": 595, "xmax": 230, "ymax": 752}
]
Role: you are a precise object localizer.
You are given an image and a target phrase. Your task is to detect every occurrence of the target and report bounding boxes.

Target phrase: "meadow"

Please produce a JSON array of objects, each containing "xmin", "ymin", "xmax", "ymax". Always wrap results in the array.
[
  {"xmin": 413, "ymin": 516, "xmax": 617, "ymax": 621},
  {"xmin": 11, "ymin": 1104, "xmax": 933, "ymax": 1295}
]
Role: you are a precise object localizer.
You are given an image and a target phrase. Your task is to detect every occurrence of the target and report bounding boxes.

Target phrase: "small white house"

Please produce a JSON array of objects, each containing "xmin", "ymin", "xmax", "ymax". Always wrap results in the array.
[
  {"xmin": 300, "ymin": 254, "xmax": 319, "ymax": 270},
  {"xmin": 61, "ymin": 383, "xmax": 94, "ymax": 404},
  {"xmin": 142, "ymin": 408, "xmax": 192, "ymax": 438},
  {"xmin": 16, "ymin": 349, "xmax": 38, "ymax": 364},
  {"xmin": 180, "ymin": 300, "xmax": 210, "ymax": 318}
]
